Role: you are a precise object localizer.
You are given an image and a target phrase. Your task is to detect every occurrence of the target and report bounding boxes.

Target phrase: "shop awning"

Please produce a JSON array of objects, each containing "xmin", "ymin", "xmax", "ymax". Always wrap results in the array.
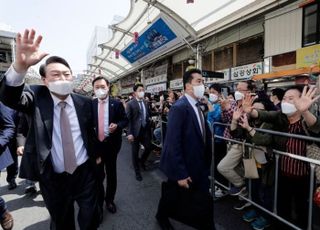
[
  {"xmin": 80, "ymin": 0, "xmax": 290, "ymax": 92},
  {"xmin": 252, "ymin": 66, "xmax": 320, "ymax": 81}
]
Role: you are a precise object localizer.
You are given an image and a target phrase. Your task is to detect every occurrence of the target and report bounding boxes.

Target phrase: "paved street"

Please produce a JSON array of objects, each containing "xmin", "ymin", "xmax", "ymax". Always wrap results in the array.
[{"xmin": 0, "ymin": 139, "xmax": 252, "ymax": 230}]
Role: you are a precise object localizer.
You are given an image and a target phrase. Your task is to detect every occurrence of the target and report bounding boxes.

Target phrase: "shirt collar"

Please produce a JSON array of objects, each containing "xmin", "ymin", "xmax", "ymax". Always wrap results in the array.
[
  {"xmin": 51, "ymin": 93, "xmax": 73, "ymax": 107},
  {"xmin": 185, "ymin": 93, "xmax": 199, "ymax": 107}
]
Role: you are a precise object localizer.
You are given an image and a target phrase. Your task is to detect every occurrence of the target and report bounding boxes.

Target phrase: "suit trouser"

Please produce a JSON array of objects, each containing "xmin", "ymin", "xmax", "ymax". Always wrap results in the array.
[
  {"xmin": 217, "ymin": 144, "xmax": 244, "ymax": 187},
  {"xmin": 131, "ymin": 127, "xmax": 151, "ymax": 173},
  {"xmin": 97, "ymin": 140, "xmax": 120, "ymax": 209},
  {"xmin": 6, "ymin": 145, "xmax": 18, "ymax": 183},
  {"xmin": 0, "ymin": 197, "xmax": 7, "ymax": 219},
  {"xmin": 39, "ymin": 160, "xmax": 99, "ymax": 230}
]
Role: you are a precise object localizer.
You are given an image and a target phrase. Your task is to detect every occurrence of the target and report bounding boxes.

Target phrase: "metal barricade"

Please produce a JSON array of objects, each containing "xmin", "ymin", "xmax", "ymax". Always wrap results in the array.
[{"xmin": 211, "ymin": 122, "xmax": 320, "ymax": 230}]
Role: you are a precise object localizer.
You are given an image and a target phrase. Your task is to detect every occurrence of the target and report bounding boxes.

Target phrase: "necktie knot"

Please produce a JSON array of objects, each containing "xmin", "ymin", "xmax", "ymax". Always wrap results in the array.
[
  {"xmin": 59, "ymin": 101, "xmax": 67, "ymax": 109},
  {"xmin": 99, "ymin": 100, "xmax": 106, "ymax": 104}
]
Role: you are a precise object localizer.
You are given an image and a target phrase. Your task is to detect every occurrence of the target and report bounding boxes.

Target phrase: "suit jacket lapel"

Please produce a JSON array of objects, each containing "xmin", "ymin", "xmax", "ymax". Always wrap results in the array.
[
  {"xmin": 183, "ymin": 96, "xmax": 203, "ymax": 140},
  {"xmin": 93, "ymin": 98, "xmax": 98, "ymax": 135},
  {"xmin": 109, "ymin": 98, "xmax": 115, "ymax": 123},
  {"xmin": 38, "ymin": 88, "xmax": 54, "ymax": 141}
]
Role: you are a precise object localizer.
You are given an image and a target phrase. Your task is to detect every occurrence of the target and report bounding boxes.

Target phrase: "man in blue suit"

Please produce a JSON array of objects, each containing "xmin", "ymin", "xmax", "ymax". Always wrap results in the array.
[{"xmin": 157, "ymin": 69, "xmax": 213, "ymax": 230}]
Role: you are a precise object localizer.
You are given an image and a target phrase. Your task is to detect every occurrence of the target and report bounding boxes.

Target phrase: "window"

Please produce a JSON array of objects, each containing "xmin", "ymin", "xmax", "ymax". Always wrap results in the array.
[
  {"xmin": 0, "ymin": 51, "xmax": 6, "ymax": 63},
  {"xmin": 302, "ymin": 2, "xmax": 320, "ymax": 46}
]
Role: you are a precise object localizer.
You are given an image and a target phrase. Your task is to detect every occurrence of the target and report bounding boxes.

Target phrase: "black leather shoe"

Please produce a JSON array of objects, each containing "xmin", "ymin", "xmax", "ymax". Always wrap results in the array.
[
  {"xmin": 140, "ymin": 163, "xmax": 147, "ymax": 171},
  {"xmin": 135, "ymin": 173, "xmax": 143, "ymax": 181},
  {"xmin": 106, "ymin": 202, "xmax": 117, "ymax": 214},
  {"xmin": 156, "ymin": 213, "xmax": 174, "ymax": 230},
  {"xmin": 8, "ymin": 180, "xmax": 17, "ymax": 190}
]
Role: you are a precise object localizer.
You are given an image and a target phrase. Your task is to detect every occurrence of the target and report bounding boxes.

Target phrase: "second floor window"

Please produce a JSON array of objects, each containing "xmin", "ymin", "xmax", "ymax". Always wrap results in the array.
[{"xmin": 302, "ymin": 2, "xmax": 320, "ymax": 46}]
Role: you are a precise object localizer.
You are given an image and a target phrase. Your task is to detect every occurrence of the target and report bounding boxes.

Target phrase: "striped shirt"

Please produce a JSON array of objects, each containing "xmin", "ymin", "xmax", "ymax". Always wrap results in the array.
[{"xmin": 280, "ymin": 120, "xmax": 309, "ymax": 177}]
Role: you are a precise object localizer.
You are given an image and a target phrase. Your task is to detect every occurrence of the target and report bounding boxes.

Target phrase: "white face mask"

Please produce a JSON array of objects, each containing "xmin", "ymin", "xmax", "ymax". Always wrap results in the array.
[
  {"xmin": 137, "ymin": 91, "xmax": 145, "ymax": 99},
  {"xmin": 193, "ymin": 84, "xmax": 205, "ymax": 99},
  {"xmin": 234, "ymin": 91, "xmax": 244, "ymax": 101},
  {"xmin": 281, "ymin": 102, "xmax": 297, "ymax": 116},
  {"xmin": 209, "ymin": 93, "xmax": 218, "ymax": 103},
  {"xmin": 95, "ymin": 88, "xmax": 108, "ymax": 99},
  {"xmin": 47, "ymin": 80, "xmax": 73, "ymax": 96}
]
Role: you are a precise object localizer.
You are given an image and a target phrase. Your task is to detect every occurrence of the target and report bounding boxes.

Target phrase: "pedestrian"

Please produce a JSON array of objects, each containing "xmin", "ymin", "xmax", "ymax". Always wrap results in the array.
[
  {"xmin": 126, "ymin": 84, "xmax": 152, "ymax": 181},
  {"xmin": 92, "ymin": 76, "xmax": 128, "ymax": 215},
  {"xmin": 0, "ymin": 102, "xmax": 16, "ymax": 230},
  {"xmin": 157, "ymin": 69, "xmax": 214, "ymax": 230},
  {"xmin": 16, "ymin": 112, "xmax": 37, "ymax": 194},
  {"xmin": 0, "ymin": 29, "xmax": 100, "ymax": 230}
]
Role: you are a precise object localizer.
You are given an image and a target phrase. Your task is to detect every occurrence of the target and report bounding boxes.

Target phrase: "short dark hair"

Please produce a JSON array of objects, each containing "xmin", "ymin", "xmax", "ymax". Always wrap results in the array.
[
  {"xmin": 40, "ymin": 56, "xmax": 71, "ymax": 78},
  {"xmin": 39, "ymin": 64, "xmax": 45, "ymax": 77},
  {"xmin": 133, "ymin": 83, "xmax": 144, "ymax": 92},
  {"xmin": 92, "ymin": 76, "xmax": 109, "ymax": 86},
  {"xmin": 209, "ymin": 83, "xmax": 221, "ymax": 93},
  {"xmin": 271, "ymin": 88, "xmax": 285, "ymax": 101},
  {"xmin": 284, "ymin": 85, "xmax": 304, "ymax": 95},
  {"xmin": 183, "ymin": 68, "xmax": 202, "ymax": 90}
]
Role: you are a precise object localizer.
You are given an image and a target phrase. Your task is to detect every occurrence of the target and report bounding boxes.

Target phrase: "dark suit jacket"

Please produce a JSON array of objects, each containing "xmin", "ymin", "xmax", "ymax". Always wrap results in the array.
[
  {"xmin": 126, "ymin": 98, "xmax": 151, "ymax": 138},
  {"xmin": 160, "ymin": 96, "xmax": 212, "ymax": 192},
  {"xmin": 16, "ymin": 112, "xmax": 29, "ymax": 147},
  {"xmin": 0, "ymin": 78, "xmax": 98, "ymax": 181},
  {"xmin": 0, "ymin": 102, "xmax": 15, "ymax": 154},
  {"xmin": 92, "ymin": 97, "xmax": 128, "ymax": 154}
]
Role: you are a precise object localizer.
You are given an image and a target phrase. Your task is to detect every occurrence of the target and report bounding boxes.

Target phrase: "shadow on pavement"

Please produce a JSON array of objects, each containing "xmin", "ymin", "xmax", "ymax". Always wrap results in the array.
[
  {"xmin": 23, "ymin": 218, "xmax": 50, "ymax": 230},
  {"xmin": 5, "ymin": 193, "xmax": 46, "ymax": 212}
]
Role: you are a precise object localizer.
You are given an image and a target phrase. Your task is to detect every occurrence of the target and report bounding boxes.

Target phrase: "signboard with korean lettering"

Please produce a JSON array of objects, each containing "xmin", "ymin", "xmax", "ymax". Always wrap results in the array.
[
  {"xmin": 169, "ymin": 79, "xmax": 183, "ymax": 89},
  {"xmin": 146, "ymin": 83, "xmax": 167, "ymax": 94},
  {"xmin": 296, "ymin": 44, "xmax": 320, "ymax": 68},
  {"xmin": 121, "ymin": 15, "xmax": 182, "ymax": 65},
  {"xmin": 121, "ymin": 87, "xmax": 132, "ymax": 95},
  {"xmin": 144, "ymin": 64, "xmax": 168, "ymax": 86},
  {"xmin": 231, "ymin": 62, "xmax": 263, "ymax": 80},
  {"xmin": 204, "ymin": 68, "xmax": 230, "ymax": 84}
]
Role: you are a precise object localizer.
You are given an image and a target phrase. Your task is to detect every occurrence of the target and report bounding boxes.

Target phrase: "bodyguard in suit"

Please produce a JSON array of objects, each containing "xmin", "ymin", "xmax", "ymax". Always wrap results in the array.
[
  {"xmin": 0, "ymin": 29, "xmax": 100, "ymax": 230},
  {"xmin": 126, "ymin": 84, "xmax": 152, "ymax": 181},
  {"xmin": 92, "ymin": 76, "xmax": 128, "ymax": 214},
  {"xmin": 157, "ymin": 69, "xmax": 214, "ymax": 229}
]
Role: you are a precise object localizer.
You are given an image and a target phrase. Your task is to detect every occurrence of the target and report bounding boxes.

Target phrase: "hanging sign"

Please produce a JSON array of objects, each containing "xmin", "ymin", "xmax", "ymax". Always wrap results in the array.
[
  {"xmin": 121, "ymin": 15, "xmax": 182, "ymax": 65},
  {"xmin": 231, "ymin": 62, "xmax": 263, "ymax": 80}
]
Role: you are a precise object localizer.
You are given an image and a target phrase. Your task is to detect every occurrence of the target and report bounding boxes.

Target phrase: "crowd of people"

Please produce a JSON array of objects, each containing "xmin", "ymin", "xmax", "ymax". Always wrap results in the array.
[{"xmin": 0, "ymin": 29, "xmax": 320, "ymax": 230}]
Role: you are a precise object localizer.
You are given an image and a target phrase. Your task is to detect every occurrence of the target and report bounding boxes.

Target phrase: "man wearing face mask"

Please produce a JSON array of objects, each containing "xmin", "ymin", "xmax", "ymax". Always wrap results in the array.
[
  {"xmin": 157, "ymin": 69, "xmax": 214, "ymax": 230},
  {"xmin": 0, "ymin": 29, "xmax": 100, "ymax": 230},
  {"xmin": 92, "ymin": 76, "xmax": 128, "ymax": 215},
  {"xmin": 126, "ymin": 83, "xmax": 152, "ymax": 181},
  {"xmin": 242, "ymin": 85, "xmax": 320, "ymax": 229}
]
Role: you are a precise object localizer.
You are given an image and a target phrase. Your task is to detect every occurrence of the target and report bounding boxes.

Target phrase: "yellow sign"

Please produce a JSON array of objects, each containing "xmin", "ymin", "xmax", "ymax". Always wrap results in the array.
[{"xmin": 296, "ymin": 44, "xmax": 320, "ymax": 68}]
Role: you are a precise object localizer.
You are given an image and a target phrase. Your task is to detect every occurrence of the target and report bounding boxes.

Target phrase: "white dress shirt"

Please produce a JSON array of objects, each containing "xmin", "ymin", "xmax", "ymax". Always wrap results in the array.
[
  {"xmin": 98, "ymin": 97, "xmax": 109, "ymax": 137},
  {"xmin": 5, "ymin": 65, "xmax": 88, "ymax": 173},
  {"xmin": 185, "ymin": 93, "xmax": 203, "ymax": 134}
]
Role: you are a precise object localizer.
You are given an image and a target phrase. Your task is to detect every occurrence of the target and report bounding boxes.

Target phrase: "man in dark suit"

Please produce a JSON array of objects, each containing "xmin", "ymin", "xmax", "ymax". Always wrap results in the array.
[
  {"xmin": 0, "ymin": 29, "xmax": 100, "ymax": 230},
  {"xmin": 92, "ymin": 76, "xmax": 128, "ymax": 214},
  {"xmin": 0, "ymin": 102, "xmax": 15, "ymax": 230},
  {"xmin": 157, "ymin": 69, "xmax": 214, "ymax": 230},
  {"xmin": 126, "ymin": 84, "xmax": 152, "ymax": 181}
]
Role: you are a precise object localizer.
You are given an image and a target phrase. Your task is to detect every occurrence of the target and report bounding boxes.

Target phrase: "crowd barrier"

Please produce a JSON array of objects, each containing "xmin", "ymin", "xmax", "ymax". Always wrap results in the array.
[{"xmin": 211, "ymin": 122, "xmax": 320, "ymax": 230}]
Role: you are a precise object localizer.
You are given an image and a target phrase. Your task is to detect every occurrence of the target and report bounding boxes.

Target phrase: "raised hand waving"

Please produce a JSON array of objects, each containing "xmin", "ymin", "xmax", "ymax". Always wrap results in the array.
[
  {"xmin": 13, "ymin": 29, "xmax": 48, "ymax": 73},
  {"xmin": 294, "ymin": 86, "xmax": 320, "ymax": 113}
]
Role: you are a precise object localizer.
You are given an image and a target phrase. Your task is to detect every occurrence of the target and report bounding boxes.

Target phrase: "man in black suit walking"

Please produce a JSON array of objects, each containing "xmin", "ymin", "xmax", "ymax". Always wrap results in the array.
[
  {"xmin": 92, "ymin": 76, "xmax": 128, "ymax": 214},
  {"xmin": 0, "ymin": 29, "xmax": 100, "ymax": 230},
  {"xmin": 126, "ymin": 84, "xmax": 152, "ymax": 181}
]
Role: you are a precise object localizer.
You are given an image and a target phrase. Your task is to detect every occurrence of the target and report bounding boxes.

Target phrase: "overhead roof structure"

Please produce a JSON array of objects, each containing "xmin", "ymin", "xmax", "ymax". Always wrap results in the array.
[{"xmin": 81, "ymin": 0, "xmax": 290, "ymax": 92}]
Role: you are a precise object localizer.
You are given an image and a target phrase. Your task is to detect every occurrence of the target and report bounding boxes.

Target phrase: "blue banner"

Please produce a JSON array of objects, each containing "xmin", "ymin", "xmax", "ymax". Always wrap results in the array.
[{"xmin": 121, "ymin": 17, "xmax": 177, "ymax": 64}]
